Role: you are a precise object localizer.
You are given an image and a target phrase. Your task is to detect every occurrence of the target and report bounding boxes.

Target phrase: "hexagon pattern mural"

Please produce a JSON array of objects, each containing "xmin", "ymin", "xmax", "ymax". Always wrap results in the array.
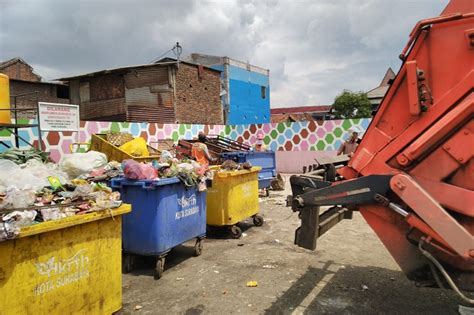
[{"xmin": 0, "ymin": 119, "xmax": 371, "ymax": 162}]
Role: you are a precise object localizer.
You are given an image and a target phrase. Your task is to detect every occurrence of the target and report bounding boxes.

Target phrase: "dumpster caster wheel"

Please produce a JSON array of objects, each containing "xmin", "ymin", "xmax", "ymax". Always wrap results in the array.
[
  {"xmin": 194, "ymin": 239, "xmax": 203, "ymax": 256},
  {"xmin": 253, "ymin": 215, "xmax": 264, "ymax": 227},
  {"xmin": 230, "ymin": 226, "xmax": 242, "ymax": 239},
  {"xmin": 123, "ymin": 254, "xmax": 134, "ymax": 274},
  {"xmin": 265, "ymin": 189, "xmax": 270, "ymax": 197},
  {"xmin": 155, "ymin": 257, "xmax": 165, "ymax": 279}
]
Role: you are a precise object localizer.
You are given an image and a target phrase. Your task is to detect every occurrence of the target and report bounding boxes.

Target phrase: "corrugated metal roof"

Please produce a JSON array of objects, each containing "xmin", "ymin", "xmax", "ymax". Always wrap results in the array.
[{"xmin": 58, "ymin": 59, "xmax": 221, "ymax": 82}]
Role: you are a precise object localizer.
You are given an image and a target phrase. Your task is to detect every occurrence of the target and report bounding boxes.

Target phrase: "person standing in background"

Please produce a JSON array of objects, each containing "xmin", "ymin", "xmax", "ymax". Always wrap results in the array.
[
  {"xmin": 192, "ymin": 132, "xmax": 217, "ymax": 166},
  {"xmin": 337, "ymin": 131, "xmax": 359, "ymax": 157},
  {"xmin": 253, "ymin": 133, "xmax": 268, "ymax": 152}
]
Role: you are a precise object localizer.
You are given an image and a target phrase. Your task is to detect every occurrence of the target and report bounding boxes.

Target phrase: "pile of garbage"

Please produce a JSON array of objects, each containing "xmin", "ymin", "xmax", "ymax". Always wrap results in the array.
[
  {"xmin": 0, "ymin": 139, "xmax": 257, "ymax": 241},
  {"xmin": 220, "ymin": 160, "xmax": 252, "ymax": 171},
  {"xmin": 121, "ymin": 150, "xmax": 212, "ymax": 191},
  {"xmin": 105, "ymin": 132, "xmax": 158, "ymax": 158},
  {"xmin": 0, "ymin": 151, "xmax": 123, "ymax": 242}
]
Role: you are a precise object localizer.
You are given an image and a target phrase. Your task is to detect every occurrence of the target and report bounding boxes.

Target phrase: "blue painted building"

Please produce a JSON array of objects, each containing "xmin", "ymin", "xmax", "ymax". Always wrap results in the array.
[{"xmin": 186, "ymin": 54, "xmax": 270, "ymax": 125}]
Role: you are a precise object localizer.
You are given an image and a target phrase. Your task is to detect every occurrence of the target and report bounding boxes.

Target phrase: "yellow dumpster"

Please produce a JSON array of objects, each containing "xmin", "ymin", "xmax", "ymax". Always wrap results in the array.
[
  {"xmin": 206, "ymin": 167, "xmax": 263, "ymax": 238},
  {"xmin": 0, "ymin": 204, "xmax": 131, "ymax": 315},
  {"xmin": 90, "ymin": 133, "xmax": 160, "ymax": 163}
]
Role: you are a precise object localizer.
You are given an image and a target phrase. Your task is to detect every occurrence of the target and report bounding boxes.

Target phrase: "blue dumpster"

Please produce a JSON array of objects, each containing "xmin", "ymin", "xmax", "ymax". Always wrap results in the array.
[
  {"xmin": 221, "ymin": 151, "xmax": 277, "ymax": 191},
  {"xmin": 111, "ymin": 177, "xmax": 206, "ymax": 279}
]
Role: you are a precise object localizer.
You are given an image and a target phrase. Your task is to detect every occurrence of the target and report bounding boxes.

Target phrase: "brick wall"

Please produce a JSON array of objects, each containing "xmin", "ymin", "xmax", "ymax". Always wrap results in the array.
[
  {"xmin": 9, "ymin": 80, "xmax": 69, "ymax": 118},
  {"xmin": 174, "ymin": 63, "xmax": 223, "ymax": 124},
  {"xmin": 1, "ymin": 62, "xmax": 41, "ymax": 82}
]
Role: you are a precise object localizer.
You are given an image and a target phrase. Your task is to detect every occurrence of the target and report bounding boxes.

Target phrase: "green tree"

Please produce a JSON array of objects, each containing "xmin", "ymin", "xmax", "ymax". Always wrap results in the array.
[{"xmin": 332, "ymin": 90, "xmax": 372, "ymax": 119}]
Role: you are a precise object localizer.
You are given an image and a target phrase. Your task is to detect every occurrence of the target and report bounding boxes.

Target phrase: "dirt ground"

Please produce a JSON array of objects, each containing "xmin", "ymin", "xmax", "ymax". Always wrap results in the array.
[{"xmin": 119, "ymin": 175, "xmax": 464, "ymax": 315}]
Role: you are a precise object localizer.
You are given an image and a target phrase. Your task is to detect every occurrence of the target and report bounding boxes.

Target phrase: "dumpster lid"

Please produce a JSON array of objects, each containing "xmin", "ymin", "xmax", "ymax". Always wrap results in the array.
[{"xmin": 18, "ymin": 204, "xmax": 131, "ymax": 239}]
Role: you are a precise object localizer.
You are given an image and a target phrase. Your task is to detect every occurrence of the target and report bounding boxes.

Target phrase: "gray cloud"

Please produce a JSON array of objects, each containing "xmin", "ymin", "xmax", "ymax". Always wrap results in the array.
[{"xmin": 0, "ymin": 0, "xmax": 448, "ymax": 107}]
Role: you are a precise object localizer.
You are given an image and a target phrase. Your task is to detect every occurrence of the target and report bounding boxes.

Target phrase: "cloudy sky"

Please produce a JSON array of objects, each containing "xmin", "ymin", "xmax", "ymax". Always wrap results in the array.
[{"xmin": 0, "ymin": 0, "xmax": 448, "ymax": 107}]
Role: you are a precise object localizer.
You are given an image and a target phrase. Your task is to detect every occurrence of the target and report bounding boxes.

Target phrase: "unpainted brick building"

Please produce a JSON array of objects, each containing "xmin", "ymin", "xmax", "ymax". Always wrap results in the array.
[
  {"xmin": 60, "ymin": 59, "xmax": 223, "ymax": 124},
  {"xmin": 0, "ymin": 57, "xmax": 42, "ymax": 82},
  {"xmin": 0, "ymin": 57, "xmax": 69, "ymax": 118}
]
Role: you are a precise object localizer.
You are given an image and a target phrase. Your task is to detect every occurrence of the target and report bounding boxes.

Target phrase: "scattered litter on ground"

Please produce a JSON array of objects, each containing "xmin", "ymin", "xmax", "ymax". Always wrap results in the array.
[
  {"xmin": 262, "ymin": 264, "xmax": 277, "ymax": 269},
  {"xmin": 246, "ymin": 281, "xmax": 258, "ymax": 287},
  {"xmin": 213, "ymin": 270, "xmax": 220, "ymax": 274},
  {"xmin": 274, "ymin": 239, "xmax": 281, "ymax": 243},
  {"xmin": 361, "ymin": 284, "xmax": 369, "ymax": 291},
  {"xmin": 237, "ymin": 243, "xmax": 245, "ymax": 246},
  {"xmin": 390, "ymin": 277, "xmax": 395, "ymax": 281},
  {"xmin": 242, "ymin": 233, "xmax": 247, "ymax": 237},
  {"xmin": 176, "ymin": 277, "xmax": 184, "ymax": 281},
  {"xmin": 134, "ymin": 305, "xmax": 143, "ymax": 311}
]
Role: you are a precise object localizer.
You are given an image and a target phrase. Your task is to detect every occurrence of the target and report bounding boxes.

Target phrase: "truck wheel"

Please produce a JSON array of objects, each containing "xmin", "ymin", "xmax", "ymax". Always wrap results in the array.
[
  {"xmin": 253, "ymin": 215, "xmax": 264, "ymax": 227},
  {"xmin": 194, "ymin": 238, "xmax": 203, "ymax": 256},
  {"xmin": 155, "ymin": 257, "xmax": 165, "ymax": 279},
  {"xmin": 230, "ymin": 226, "xmax": 242, "ymax": 239}
]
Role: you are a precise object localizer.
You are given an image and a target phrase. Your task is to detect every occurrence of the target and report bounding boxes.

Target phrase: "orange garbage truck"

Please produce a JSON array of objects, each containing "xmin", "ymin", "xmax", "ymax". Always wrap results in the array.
[{"xmin": 288, "ymin": 0, "xmax": 474, "ymax": 303}]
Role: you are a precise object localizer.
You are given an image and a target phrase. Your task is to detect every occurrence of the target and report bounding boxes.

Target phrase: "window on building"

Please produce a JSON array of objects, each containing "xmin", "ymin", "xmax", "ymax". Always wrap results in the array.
[
  {"xmin": 261, "ymin": 86, "xmax": 266, "ymax": 99},
  {"xmin": 56, "ymin": 85, "xmax": 69, "ymax": 99}
]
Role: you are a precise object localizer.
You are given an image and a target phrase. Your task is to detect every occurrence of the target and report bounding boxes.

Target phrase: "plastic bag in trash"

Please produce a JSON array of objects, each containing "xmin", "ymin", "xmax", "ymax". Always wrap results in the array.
[
  {"xmin": 0, "ymin": 221, "xmax": 20, "ymax": 241},
  {"xmin": 91, "ymin": 191, "xmax": 122, "ymax": 211},
  {"xmin": 60, "ymin": 151, "xmax": 108, "ymax": 178},
  {"xmin": 2, "ymin": 210, "xmax": 37, "ymax": 227},
  {"xmin": 0, "ymin": 160, "xmax": 45, "ymax": 192},
  {"xmin": 159, "ymin": 150, "xmax": 173, "ymax": 163},
  {"xmin": 119, "ymin": 137, "xmax": 150, "ymax": 157},
  {"xmin": 0, "ymin": 187, "xmax": 36, "ymax": 209},
  {"xmin": 41, "ymin": 208, "xmax": 67, "ymax": 221},
  {"xmin": 122, "ymin": 160, "xmax": 158, "ymax": 180}
]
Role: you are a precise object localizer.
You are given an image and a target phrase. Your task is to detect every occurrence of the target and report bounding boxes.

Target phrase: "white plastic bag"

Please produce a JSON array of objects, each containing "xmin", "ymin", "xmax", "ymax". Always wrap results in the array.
[
  {"xmin": 0, "ymin": 187, "xmax": 36, "ymax": 209},
  {"xmin": 60, "ymin": 151, "xmax": 108, "ymax": 178},
  {"xmin": 0, "ymin": 159, "xmax": 68, "ymax": 192},
  {"xmin": 2, "ymin": 210, "xmax": 37, "ymax": 227}
]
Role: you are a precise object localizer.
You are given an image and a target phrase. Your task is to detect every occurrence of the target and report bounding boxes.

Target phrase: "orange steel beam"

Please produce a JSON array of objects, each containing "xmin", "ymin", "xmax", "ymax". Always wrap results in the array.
[
  {"xmin": 390, "ymin": 174, "xmax": 474, "ymax": 258},
  {"xmin": 416, "ymin": 178, "xmax": 474, "ymax": 217}
]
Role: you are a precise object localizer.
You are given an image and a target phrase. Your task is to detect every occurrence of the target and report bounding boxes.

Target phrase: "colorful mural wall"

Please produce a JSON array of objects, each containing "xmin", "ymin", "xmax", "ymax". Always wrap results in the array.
[{"xmin": 0, "ymin": 118, "xmax": 371, "ymax": 164}]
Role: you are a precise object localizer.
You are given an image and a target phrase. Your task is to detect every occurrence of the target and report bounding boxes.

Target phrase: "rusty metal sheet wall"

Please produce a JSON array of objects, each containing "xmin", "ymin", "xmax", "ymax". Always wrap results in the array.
[
  {"xmin": 124, "ymin": 67, "xmax": 169, "ymax": 89},
  {"xmin": 126, "ymin": 105, "xmax": 175, "ymax": 123},
  {"xmin": 125, "ymin": 86, "xmax": 158, "ymax": 107},
  {"xmin": 80, "ymin": 98, "xmax": 126, "ymax": 120},
  {"xmin": 124, "ymin": 77, "xmax": 175, "ymax": 123},
  {"xmin": 90, "ymin": 74, "xmax": 124, "ymax": 101}
]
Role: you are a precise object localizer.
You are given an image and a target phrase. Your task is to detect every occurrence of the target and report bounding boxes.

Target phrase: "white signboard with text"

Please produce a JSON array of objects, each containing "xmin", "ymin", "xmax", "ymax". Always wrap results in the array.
[{"xmin": 38, "ymin": 102, "xmax": 80, "ymax": 132}]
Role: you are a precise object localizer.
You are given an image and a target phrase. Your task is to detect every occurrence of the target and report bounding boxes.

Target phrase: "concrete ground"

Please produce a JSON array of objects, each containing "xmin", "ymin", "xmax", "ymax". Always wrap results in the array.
[{"xmin": 119, "ymin": 175, "xmax": 465, "ymax": 315}]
